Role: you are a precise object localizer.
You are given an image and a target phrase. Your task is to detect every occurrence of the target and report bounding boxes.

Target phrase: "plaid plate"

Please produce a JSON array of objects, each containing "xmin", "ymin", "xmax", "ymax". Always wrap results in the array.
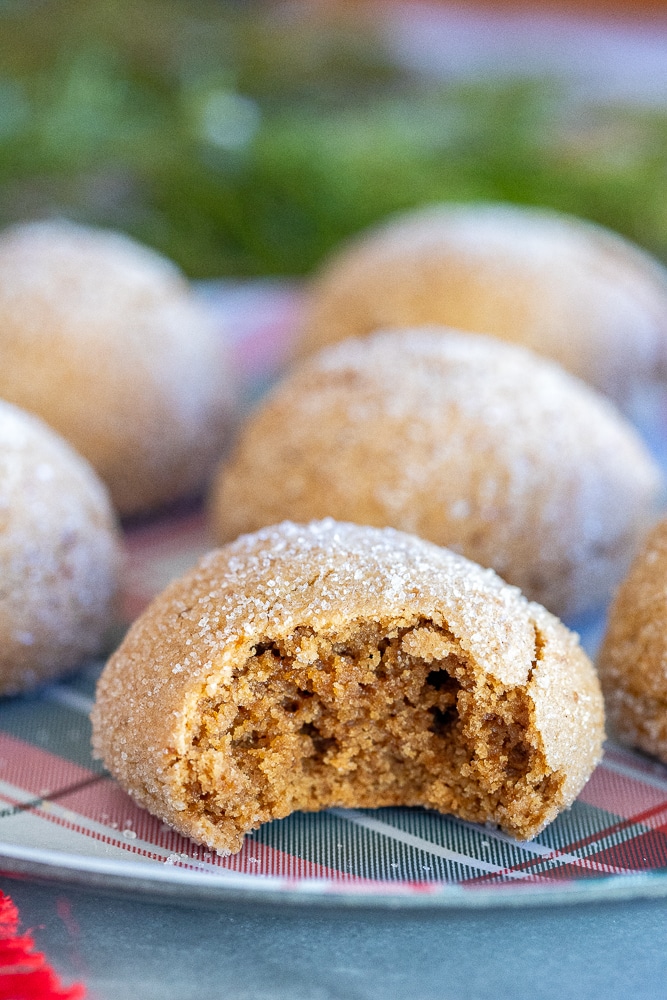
[
  {"xmin": 1, "ymin": 497, "xmax": 666, "ymax": 900},
  {"xmin": 1, "ymin": 283, "xmax": 666, "ymax": 901}
]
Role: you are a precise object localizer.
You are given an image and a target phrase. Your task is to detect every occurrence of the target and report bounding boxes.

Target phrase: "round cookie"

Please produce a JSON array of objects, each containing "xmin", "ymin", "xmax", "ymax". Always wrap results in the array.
[
  {"xmin": 212, "ymin": 328, "xmax": 661, "ymax": 620},
  {"xmin": 92, "ymin": 519, "xmax": 604, "ymax": 853},
  {"xmin": 598, "ymin": 517, "xmax": 667, "ymax": 764},
  {"xmin": 0, "ymin": 399, "xmax": 121, "ymax": 695},
  {"xmin": 297, "ymin": 202, "xmax": 667, "ymax": 411},
  {"xmin": 0, "ymin": 219, "xmax": 234, "ymax": 517}
]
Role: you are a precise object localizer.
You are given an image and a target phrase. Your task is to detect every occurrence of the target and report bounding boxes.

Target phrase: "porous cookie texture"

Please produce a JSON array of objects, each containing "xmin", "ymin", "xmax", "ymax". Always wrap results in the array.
[
  {"xmin": 297, "ymin": 202, "xmax": 667, "ymax": 410},
  {"xmin": 212, "ymin": 329, "xmax": 661, "ymax": 619},
  {"xmin": 92, "ymin": 520, "xmax": 605, "ymax": 855},
  {"xmin": 0, "ymin": 219, "xmax": 234, "ymax": 516},
  {"xmin": 0, "ymin": 400, "xmax": 121, "ymax": 695},
  {"xmin": 598, "ymin": 517, "xmax": 667, "ymax": 764}
]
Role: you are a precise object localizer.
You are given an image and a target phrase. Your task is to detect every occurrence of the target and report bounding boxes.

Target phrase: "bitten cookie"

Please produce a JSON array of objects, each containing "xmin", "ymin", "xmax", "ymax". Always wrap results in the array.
[
  {"xmin": 297, "ymin": 202, "xmax": 667, "ymax": 411},
  {"xmin": 598, "ymin": 517, "xmax": 667, "ymax": 764},
  {"xmin": 0, "ymin": 400, "xmax": 121, "ymax": 695},
  {"xmin": 212, "ymin": 329, "xmax": 661, "ymax": 619},
  {"xmin": 91, "ymin": 520, "xmax": 604, "ymax": 854},
  {"xmin": 0, "ymin": 219, "xmax": 234, "ymax": 516}
]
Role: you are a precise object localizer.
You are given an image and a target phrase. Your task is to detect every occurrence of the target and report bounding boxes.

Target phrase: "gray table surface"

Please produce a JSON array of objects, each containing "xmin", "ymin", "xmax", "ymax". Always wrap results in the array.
[{"xmin": 6, "ymin": 875, "xmax": 667, "ymax": 1000}]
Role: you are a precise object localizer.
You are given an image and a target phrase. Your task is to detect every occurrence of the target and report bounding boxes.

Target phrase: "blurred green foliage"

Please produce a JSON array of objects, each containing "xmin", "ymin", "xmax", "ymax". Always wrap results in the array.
[{"xmin": 1, "ymin": 0, "xmax": 667, "ymax": 276}]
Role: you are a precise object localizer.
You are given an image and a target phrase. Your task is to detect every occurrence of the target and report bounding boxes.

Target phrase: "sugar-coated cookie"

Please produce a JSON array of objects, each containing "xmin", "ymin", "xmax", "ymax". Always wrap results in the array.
[
  {"xmin": 92, "ymin": 520, "xmax": 604, "ymax": 853},
  {"xmin": 297, "ymin": 203, "xmax": 667, "ymax": 411},
  {"xmin": 0, "ymin": 400, "xmax": 120, "ymax": 694},
  {"xmin": 0, "ymin": 220, "xmax": 234, "ymax": 516},
  {"xmin": 212, "ymin": 329, "xmax": 661, "ymax": 619},
  {"xmin": 598, "ymin": 517, "xmax": 667, "ymax": 764}
]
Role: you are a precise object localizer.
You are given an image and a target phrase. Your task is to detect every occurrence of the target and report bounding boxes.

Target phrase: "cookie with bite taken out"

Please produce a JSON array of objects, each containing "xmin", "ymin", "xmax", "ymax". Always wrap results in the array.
[{"xmin": 92, "ymin": 519, "xmax": 604, "ymax": 854}]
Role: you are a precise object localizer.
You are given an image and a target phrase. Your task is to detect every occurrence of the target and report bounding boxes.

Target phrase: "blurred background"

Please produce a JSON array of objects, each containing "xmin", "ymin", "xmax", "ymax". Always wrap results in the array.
[{"xmin": 1, "ymin": 0, "xmax": 666, "ymax": 279}]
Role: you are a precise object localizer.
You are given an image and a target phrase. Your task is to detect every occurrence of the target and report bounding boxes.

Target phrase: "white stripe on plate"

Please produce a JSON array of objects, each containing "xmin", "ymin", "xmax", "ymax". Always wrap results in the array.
[
  {"xmin": 0, "ymin": 778, "xmax": 235, "ymax": 875},
  {"xmin": 331, "ymin": 809, "xmax": 645, "ymax": 878},
  {"xmin": 41, "ymin": 686, "xmax": 95, "ymax": 715},
  {"xmin": 328, "ymin": 808, "xmax": 506, "ymax": 875}
]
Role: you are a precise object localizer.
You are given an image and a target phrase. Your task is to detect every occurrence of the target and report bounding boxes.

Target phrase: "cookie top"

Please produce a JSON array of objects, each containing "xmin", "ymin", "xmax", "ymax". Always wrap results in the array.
[
  {"xmin": 297, "ymin": 202, "xmax": 667, "ymax": 410},
  {"xmin": 598, "ymin": 516, "xmax": 667, "ymax": 763},
  {"xmin": 0, "ymin": 399, "xmax": 121, "ymax": 694},
  {"xmin": 0, "ymin": 219, "xmax": 234, "ymax": 516},
  {"xmin": 212, "ymin": 328, "xmax": 661, "ymax": 619},
  {"xmin": 92, "ymin": 520, "xmax": 604, "ymax": 852}
]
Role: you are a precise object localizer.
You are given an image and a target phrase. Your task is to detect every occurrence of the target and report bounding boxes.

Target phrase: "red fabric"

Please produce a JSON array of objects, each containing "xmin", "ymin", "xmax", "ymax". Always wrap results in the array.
[{"xmin": 0, "ymin": 891, "xmax": 85, "ymax": 1000}]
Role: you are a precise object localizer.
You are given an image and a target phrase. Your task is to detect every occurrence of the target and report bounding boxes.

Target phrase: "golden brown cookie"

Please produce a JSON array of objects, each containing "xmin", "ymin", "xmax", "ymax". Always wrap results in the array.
[
  {"xmin": 212, "ymin": 328, "xmax": 661, "ymax": 620},
  {"xmin": 92, "ymin": 519, "xmax": 604, "ymax": 853},
  {"xmin": 0, "ymin": 400, "xmax": 121, "ymax": 695},
  {"xmin": 0, "ymin": 219, "xmax": 234, "ymax": 517},
  {"xmin": 598, "ymin": 517, "xmax": 667, "ymax": 764},
  {"xmin": 297, "ymin": 202, "xmax": 667, "ymax": 411}
]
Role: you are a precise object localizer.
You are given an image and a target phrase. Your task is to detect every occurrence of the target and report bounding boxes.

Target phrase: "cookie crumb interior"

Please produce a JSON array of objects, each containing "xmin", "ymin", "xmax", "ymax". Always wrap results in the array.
[{"xmin": 184, "ymin": 620, "xmax": 562, "ymax": 850}]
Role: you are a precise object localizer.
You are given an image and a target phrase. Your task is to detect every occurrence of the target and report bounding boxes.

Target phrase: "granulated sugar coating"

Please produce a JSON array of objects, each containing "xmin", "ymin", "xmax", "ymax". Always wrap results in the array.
[
  {"xmin": 296, "ymin": 202, "xmax": 667, "ymax": 411},
  {"xmin": 0, "ymin": 220, "xmax": 234, "ymax": 516},
  {"xmin": 212, "ymin": 328, "xmax": 661, "ymax": 619},
  {"xmin": 0, "ymin": 400, "xmax": 120, "ymax": 695},
  {"xmin": 92, "ymin": 520, "xmax": 604, "ymax": 854},
  {"xmin": 598, "ymin": 516, "xmax": 667, "ymax": 764}
]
